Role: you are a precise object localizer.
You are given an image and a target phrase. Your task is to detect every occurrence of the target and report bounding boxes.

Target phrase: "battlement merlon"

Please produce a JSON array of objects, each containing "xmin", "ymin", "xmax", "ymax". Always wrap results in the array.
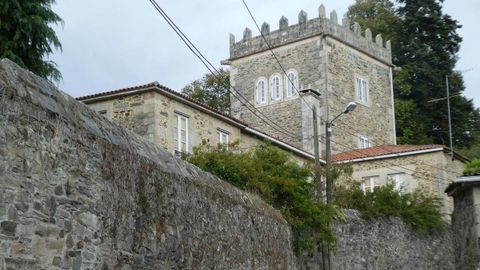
[{"xmin": 227, "ymin": 5, "xmax": 392, "ymax": 66}]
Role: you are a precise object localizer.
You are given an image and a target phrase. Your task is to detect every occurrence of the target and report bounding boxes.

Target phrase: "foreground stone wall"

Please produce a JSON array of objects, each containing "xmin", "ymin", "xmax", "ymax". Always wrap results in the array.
[
  {"xmin": 298, "ymin": 210, "xmax": 454, "ymax": 270},
  {"xmin": 0, "ymin": 59, "xmax": 296, "ymax": 269},
  {"xmin": 450, "ymin": 185, "xmax": 480, "ymax": 269}
]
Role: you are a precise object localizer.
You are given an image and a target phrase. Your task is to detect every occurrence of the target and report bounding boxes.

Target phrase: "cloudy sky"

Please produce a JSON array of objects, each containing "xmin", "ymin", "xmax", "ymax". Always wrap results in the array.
[{"xmin": 51, "ymin": 0, "xmax": 479, "ymax": 107}]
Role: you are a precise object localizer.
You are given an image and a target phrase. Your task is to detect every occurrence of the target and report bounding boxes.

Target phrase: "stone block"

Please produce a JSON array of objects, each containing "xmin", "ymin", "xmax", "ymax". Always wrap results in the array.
[
  {"xmin": 1, "ymin": 220, "xmax": 16, "ymax": 235},
  {"xmin": 52, "ymin": 256, "xmax": 62, "ymax": 266}
]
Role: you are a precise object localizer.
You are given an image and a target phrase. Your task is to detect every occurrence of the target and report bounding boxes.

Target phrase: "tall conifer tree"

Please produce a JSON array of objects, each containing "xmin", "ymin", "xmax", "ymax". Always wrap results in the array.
[
  {"xmin": 0, "ymin": 0, "xmax": 63, "ymax": 82},
  {"xmin": 348, "ymin": 0, "xmax": 480, "ymax": 148}
]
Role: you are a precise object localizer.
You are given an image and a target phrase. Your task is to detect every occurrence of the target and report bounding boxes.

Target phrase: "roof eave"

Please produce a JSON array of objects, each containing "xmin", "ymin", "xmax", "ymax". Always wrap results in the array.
[
  {"xmin": 77, "ymin": 85, "xmax": 316, "ymax": 161},
  {"xmin": 334, "ymin": 147, "xmax": 444, "ymax": 164}
]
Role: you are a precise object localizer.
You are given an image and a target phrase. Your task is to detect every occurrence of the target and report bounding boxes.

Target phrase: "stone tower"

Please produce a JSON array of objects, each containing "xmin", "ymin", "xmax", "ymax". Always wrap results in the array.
[{"xmin": 224, "ymin": 5, "xmax": 396, "ymax": 155}]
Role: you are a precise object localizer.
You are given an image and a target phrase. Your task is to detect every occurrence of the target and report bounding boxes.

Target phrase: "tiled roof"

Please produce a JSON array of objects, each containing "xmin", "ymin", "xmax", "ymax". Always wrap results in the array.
[
  {"xmin": 76, "ymin": 81, "xmax": 248, "ymax": 126},
  {"xmin": 333, "ymin": 144, "xmax": 445, "ymax": 162},
  {"xmin": 76, "ymin": 82, "xmax": 316, "ymax": 160},
  {"xmin": 76, "ymin": 82, "xmax": 161, "ymax": 101}
]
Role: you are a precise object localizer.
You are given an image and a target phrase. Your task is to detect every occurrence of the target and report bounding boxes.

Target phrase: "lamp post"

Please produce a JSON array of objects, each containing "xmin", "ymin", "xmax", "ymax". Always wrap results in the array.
[{"xmin": 325, "ymin": 102, "xmax": 357, "ymax": 204}]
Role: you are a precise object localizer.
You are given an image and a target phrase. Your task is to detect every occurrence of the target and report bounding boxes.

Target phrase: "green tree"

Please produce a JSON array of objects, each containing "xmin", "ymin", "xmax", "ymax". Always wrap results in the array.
[
  {"xmin": 458, "ymin": 138, "xmax": 480, "ymax": 159},
  {"xmin": 394, "ymin": 99, "xmax": 431, "ymax": 145},
  {"xmin": 348, "ymin": 0, "xmax": 480, "ymax": 148},
  {"xmin": 0, "ymin": 0, "xmax": 63, "ymax": 82},
  {"xmin": 187, "ymin": 142, "xmax": 339, "ymax": 252},
  {"xmin": 182, "ymin": 68, "xmax": 231, "ymax": 114},
  {"xmin": 346, "ymin": 0, "xmax": 400, "ymax": 41}
]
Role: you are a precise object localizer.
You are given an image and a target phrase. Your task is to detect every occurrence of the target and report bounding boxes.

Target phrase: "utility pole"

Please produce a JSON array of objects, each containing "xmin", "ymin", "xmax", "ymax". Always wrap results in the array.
[
  {"xmin": 446, "ymin": 75, "xmax": 454, "ymax": 160},
  {"xmin": 325, "ymin": 120, "xmax": 333, "ymax": 270},
  {"xmin": 322, "ymin": 102, "xmax": 356, "ymax": 270},
  {"xmin": 313, "ymin": 106, "xmax": 328, "ymax": 270},
  {"xmin": 313, "ymin": 106, "xmax": 322, "ymax": 200},
  {"xmin": 325, "ymin": 121, "xmax": 332, "ymax": 204}
]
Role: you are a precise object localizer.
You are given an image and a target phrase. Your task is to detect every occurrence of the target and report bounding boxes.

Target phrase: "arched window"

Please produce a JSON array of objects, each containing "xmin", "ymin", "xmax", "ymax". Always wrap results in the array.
[
  {"xmin": 256, "ymin": 79, "xmax": 266, "ymax": 104},
  {"xmin": 285, "ymin": 70, "xmax": 298, "ymax": 97},
  {"xmin": 270, "ymin": 75, "xmax": 282, "ymax": 101}
]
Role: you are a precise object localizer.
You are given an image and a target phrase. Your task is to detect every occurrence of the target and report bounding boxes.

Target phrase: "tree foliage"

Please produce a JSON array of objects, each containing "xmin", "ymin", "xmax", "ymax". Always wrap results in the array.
[
  {"xmin": 464, "ymin": 159, "xmax": 480, "ymax": 176},
  {"xmin": 181, "ymin": 68, "xmax": 231, "ymax": 114},
  {"xmin": 187, "ymin": 142, "xmax": 339, "ymax": 252},
  {"xmin": 394, "ymin": 99, "xmax": 432, "ymax": 144},
  {"xmin": 187, "ymin": 142, "xmax": 446, "ymax": 250},
  {"xmin": 0, "ymin": 0, "xmax": 63, "ymax": 82},
  {"xmin": 348, "ymin": 0, "xmax": 480, "ymax": 148}
]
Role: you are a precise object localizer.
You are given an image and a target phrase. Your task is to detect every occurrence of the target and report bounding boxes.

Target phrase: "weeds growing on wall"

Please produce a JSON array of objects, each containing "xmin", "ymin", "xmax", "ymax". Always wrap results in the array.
[
  {"xmin": 334, "ymin": 181, "xmax": 445, "ymax": 233},
  {"xmin": 187, "ymin": 142, "xmax": 339, "ymax": 252}
]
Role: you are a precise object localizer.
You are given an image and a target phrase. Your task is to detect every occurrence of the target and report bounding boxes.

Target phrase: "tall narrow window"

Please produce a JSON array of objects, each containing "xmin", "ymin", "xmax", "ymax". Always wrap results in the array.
[
  {"xmin": 387, "ymin": 173, "xmax": 405, "ymax": 192},
  {"xmin": 256, "ymin": 79, "xmax": 266, "ymax": 104},
  {"xmin": 361, "ymin": 176, "xmax": 380, "ymax": 193},
  {"xmin": 175, "ymin": 113, "xmax": 189, "ymax": 154},
  {"xmin": 218, "ymin": 130, "xmax": 229, "ymax": 145},
  {"xmin": 358, "ymin": 136, "xmax": 371, "ymax": 149},
  {"xmin": 356, "ymin": 77, "xmax": 368, "ymax": 103},
  {"xmin": 271, "ymin": 75, "xmax": 282, "ymax": 101},
  {"xmin": 286, "ymin": 70, "xmax": 298, "ymax": 97}
]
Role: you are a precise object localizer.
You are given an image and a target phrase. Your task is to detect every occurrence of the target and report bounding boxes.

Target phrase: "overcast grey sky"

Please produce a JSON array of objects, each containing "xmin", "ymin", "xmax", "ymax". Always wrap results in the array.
[{"xmin": 51, "ymin": 0, "xmax": 479, "ymax": 107}]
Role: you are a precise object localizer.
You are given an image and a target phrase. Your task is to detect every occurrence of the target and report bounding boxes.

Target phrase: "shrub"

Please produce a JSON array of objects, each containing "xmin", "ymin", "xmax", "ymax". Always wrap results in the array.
[
  {"xmin": 334, "ymin": 181, "xmax": 445, "ymax": 233},
  {"xmin": 187, "ymin": 142, "xmax": 339, "ymax": 252},
  {"xmin": 464, "ymin": 159, "xmax": 480, "ymax": 176}
]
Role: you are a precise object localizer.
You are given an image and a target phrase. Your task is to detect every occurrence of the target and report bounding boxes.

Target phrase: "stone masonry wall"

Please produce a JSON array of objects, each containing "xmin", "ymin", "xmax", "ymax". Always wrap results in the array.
[
  {"xmin": 229, "ymin": 5, "xmax": 394, "ymax": 154},
  {"xmin": 84, "ymin": 92, "xmax": 158, "ymax": 144},
  {"xmin": 298, "ymin": 210, "xmax": 454, "ymax": 270},
  {"xmin": 451, "ymin": 187, "xmax": 480, "ymax": 269},
  {"xmin": 0, "ymin": 59, "xmax": 297, "ymax": 269},
  {"xmin": 326, "ymin": 38, "xmax": 395, "ymax": 152},
  {"xmin": 229, "ymin": 37, "xmax": 321, "ymax": 150},
  {"xmin": 85, "ymin": 91, "xmax": 312, "ymax": 165},
  {"xmin": 229, "ymin": 5, "xmax": 391, "ymax": 63}
]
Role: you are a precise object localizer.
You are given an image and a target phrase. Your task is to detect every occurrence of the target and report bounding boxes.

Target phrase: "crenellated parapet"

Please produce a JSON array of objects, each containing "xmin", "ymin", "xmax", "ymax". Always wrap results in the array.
[{"xmin": 229, "ymin": 4, "xmax": 392, "ymax": 64}]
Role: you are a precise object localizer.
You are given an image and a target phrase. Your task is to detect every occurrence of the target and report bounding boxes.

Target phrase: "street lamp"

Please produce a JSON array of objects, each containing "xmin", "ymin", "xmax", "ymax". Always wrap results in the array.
[{"xmin": 325, "ymin": 102, "xmax": 357, "ymax": 204}]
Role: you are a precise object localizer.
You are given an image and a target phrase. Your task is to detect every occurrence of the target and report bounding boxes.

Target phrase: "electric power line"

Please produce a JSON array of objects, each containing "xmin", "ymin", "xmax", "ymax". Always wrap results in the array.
[
  {"xmin": 151, "ymin": 0, "xmax": 461, "ymax": 183},
  {"xmin": 240, "ymin": 0, "xmax": 464, "ymax": 177},
  {"xmin": 148, "ymin": 0, "xmax": 303, "ymax": 141}
]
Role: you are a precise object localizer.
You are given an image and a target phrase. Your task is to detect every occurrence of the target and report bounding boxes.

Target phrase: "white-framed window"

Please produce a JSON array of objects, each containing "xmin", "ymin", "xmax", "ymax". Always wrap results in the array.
[
  {"xmin": 175, "ymin": 113, "xmax": 189, "ymax": 154},
  {"xmin": 361, "ymin": 176, "xmax": 380, "ymax": 193},
  {"xmin": 256, "ymin": 78, "xmax": 267, "ymax": 105},
  {"xmin": 358, "ymin": 136, "xmax": 371, "ymax": 149},
  {"xmin": 218, "ymin": 129, "xmax": 229, "ymax": 145},
  {"xmin": 356, "ymin": 77, "xmax": 368, "ymax": 103},
  {"xmin": 285, "ymin": 70, "xmax": 298, "ymax": 97},
  {"xmin": 387, "ymin": 173, "xmax": 405, "ymax": 192},
  {"xmin": 270, "ymin": 74, "xmax": 282, "ymax": 101}
]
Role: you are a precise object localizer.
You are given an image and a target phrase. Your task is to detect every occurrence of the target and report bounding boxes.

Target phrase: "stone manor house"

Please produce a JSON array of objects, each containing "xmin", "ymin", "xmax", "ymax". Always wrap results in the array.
[{"xmin": 78, "ymin": 5, "xmax": 465, "ymax": 216}]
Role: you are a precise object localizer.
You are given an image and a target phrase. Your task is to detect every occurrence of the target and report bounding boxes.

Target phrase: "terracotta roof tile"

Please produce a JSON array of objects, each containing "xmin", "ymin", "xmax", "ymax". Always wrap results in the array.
[{"xmin": 332, "ymin": 144, "xmax": 445, "ymax": 162}]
